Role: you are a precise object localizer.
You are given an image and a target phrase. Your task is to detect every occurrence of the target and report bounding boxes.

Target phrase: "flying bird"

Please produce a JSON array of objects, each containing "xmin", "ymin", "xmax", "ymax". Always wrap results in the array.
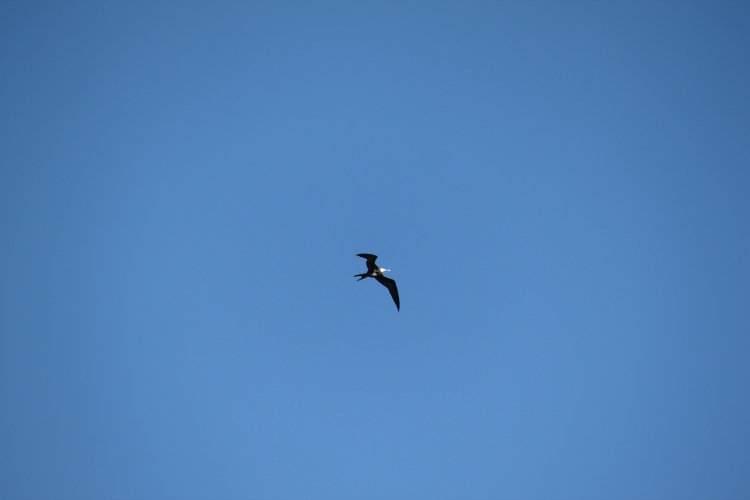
[{"xmin": 354, "ymin": 253, "xmax": 400, "ymax": 311}]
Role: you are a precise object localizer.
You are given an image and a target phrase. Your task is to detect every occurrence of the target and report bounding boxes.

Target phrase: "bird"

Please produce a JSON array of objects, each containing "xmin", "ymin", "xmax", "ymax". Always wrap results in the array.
[{"xmin": 354, "ymin": 253, "xmax": 400, "ymax": 311}]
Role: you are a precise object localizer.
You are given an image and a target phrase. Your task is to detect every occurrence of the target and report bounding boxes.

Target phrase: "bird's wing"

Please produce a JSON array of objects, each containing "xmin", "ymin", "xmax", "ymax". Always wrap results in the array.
[
  {"xmin": 357, "ymin": 253, "xmax": 378, "ymax": 272},
  {"xmin": 375, "ymin": 275, "xmax": 400, "ymax": 311}
]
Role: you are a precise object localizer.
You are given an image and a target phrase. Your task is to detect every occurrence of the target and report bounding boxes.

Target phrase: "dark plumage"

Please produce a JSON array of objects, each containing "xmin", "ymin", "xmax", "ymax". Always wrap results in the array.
[{"xmin": 354, "ymin": 254, "xmax": 400, "ymax": 311}]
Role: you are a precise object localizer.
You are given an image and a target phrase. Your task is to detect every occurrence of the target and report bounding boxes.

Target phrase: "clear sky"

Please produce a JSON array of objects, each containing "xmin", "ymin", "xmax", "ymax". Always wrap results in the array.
[{"xmin": 1, "ymin": 2, "xmax": 749, "ymax": 499}]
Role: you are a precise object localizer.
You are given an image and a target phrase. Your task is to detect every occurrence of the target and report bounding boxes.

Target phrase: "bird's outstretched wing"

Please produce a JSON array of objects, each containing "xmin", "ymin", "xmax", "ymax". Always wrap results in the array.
[
  {"xmin": 375, "ymin": 274, "xmax": 400, "ymax": 311},
  {"xmin": 357, "ymin": 253, "xmax": 378, "ymax": 273}
]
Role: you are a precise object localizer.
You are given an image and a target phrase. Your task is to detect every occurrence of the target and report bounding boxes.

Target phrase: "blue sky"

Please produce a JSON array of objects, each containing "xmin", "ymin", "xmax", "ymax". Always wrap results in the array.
[{"xmin": 1, "ymin": 2, "xmax": 749, "ymax": 499}]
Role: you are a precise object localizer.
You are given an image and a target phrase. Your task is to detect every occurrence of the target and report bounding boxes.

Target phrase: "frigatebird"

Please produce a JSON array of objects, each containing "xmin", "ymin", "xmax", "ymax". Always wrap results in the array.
[{"xmin": 354, "ymin": 254, "xmax": 400, "ymax": 311}]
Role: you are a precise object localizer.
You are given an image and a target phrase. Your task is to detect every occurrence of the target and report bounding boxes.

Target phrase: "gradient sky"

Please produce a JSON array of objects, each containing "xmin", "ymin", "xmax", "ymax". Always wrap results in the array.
[{"xmin": 1, "ymin": 2, "xmax": 749, "ymax": 499}]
